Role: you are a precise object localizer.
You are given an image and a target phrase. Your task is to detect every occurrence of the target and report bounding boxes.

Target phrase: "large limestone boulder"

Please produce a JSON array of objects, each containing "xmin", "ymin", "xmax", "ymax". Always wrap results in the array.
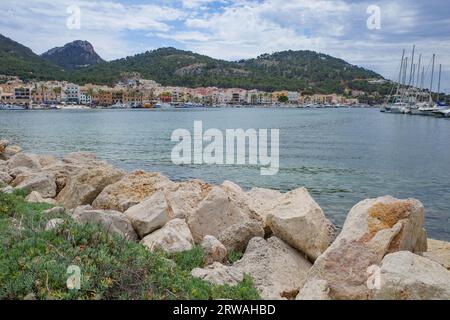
[
  {"xmin": 26, "ymin": 191, "xmax": 57, "ymax": 205},
  {"xmin": 36, "ymin": 154, "xmax": 60, "ymax": 168},
  {"xmin": 0, "ymin": 159, "xmax": 8, "ymax": 172},
  {"xmin": 234, "ymin": 237, "xmax": 312, "ymax": 300},
  {"xmin": 267, "ymin": 187, "xmax": 335, "ymax": 261},
  {"xmin": 0, "ymin": 145, "xmax": 22, "ymax": 160},
  {"xmin": 164, "ymin": 180, "xmax": 211, "ymax": 219},
  {"xmin": 305, "ymin": 196, "xmax": 428, "ymax": 300},
  {"xmin": 7, "ymin": 153, "xmax": 42, "ymax": 171},
  {"xmin": 71, "ymin": 205, "xmax": 138, "ymax": 241},
  {"xmin": 125, "ymin": 190, "xmax": 171, "ymax": 238},
  {"xmin": 371, "ymin": 251, "xmax": 450, "ymax": 300},
  {"xmin": 57, "ymin": 166, "xmax": 124, "ymax": 209},
  {"xmin": 296, "ymin": 279, "xmax": 331, "ymax": 300},
  {"xmin": 191, "ymin": 262, "xmax": 244, "ymax": 286},
  {"xmin": 217, "ymin": 220, "xmax": 264, "ymax": 253},
  {"xmin": 221, "ymin": 181, "xmax": 263, "ymax": 222},
  {"xmin": 187, "ymin": 186, "xmax": 264, "ymax": 252},
  {"xmin": 140, "ymin": 218, "xmax": 194, "ymax": 253},
  {"xmin": 201, "ymin": 235, "xmax": 228, "ymax": 265},
  {"xmin": 246, "ymin": 187, "xmax": 282, "ymax": 227},
  {"xmin": 423, "ymin": 239, "xmax": 450, "ymax": 270},
  {"xmin": 13, "ymin": 173, "xmax": 57, "ymax": 198},
  {"xmin": 92, "ymin": 170, "xmax": 174, "ymax": 211},
  {"xmin": 0, "ymin": 171, "xmax": 12, "ymax": 185},
  {"xmin": 62, "ymin": 152, "xmax": 103, "ymax": 166}
]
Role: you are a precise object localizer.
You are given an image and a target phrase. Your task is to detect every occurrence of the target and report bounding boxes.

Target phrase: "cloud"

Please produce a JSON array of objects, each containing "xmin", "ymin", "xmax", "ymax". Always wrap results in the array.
[
  {"xmin": 1, "ymin": 0, "xmax": 450, "ymax": 91},
  {"xmin": 0, "ymin": 0, "xmax": 185, "ymax": 59}
]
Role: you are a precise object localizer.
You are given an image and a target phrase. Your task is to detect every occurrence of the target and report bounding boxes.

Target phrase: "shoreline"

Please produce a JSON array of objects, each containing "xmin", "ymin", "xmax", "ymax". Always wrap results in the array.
[{"xmin": 1, "ymin": 139, "xmax": 450, "ymax": 300}]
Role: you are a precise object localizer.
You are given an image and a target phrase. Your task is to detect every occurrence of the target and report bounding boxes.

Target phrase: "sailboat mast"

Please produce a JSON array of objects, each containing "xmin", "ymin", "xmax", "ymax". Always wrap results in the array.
[
  {"xmin": 430, "ymin": 54, "xmax": 435, "ymax": 102},
  {"xmin": 421, "ymin": 66, "xmax": 425, "ymax": 89},
  {"xmin": 403, "ymin": 57, "xmax": 408, "ymax": 85},
  {"xmin": 437, "ymin": 64, "xmax": 442, "ymax": 103},
  {"xmin": 409, "ymin": 45, "xmax": 415, "ymax": 86},
  {"xmin": 416, "ymin": 54, "xmax": 422, "ymax": 87},
  {"xmin": 397, "ymin": 49, "xmax": 405, "ymax": 95}
]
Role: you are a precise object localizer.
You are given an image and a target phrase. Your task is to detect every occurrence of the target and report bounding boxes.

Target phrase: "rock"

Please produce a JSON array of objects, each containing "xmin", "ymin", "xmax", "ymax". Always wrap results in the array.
[
  {"xmin": 9, "ymin": 166, "xmax": 32, "ymax": 179},
  {"xmin": 23, "ymin": 293, "xmax": 36, "ymax": 300},
  {"xmin": 41, "ymin": 161, "xmax": 80, "ymax": 194},
  {"xmin": 92, "ymin": 170, "xmax": 174, "ymax": 211},
  {"xmin": 234, "ymin": 237, "xmax": 312, "ymax": 300},
  {"xmin": 36, "ymin": 154, "xmax": 60, "ymax": 168},
  {"xmin": 0, "ymin": 171, "xmax": 13, "ymax": 184},
  {"xmin": 0, "ymin": 139, "xmax": 9, "ymax": 151},
  {"xmin": 14, "ymin": 173, "xmax": 57, "ymax": 198},
  {"xmin": 187, "ymin": 186, "xmax": 264, "ymax": 250},
  {"xmin": 71, "ymin": 205, "xmax": 138, "ymax": 241},
  {"xmin": 0, "ymin": 145, "xmax": 22, "ymax": 160},
  {"xmin": 221, "ymin": 181, "xmax": 263, "ymax": 223},
  {"xmin": 267, "ymin": 187, "xmax": 335, "ymax": 261},
  {"xmin": 57, "ymin": 165, "xmax": 124, "ymax": 209},
  {"xmin": 125, "ymin": 190, "xmax": 171, "ymax": 238},
  {"xmin": 306, "ymin": 196, "xmax": 427, "ymax": 300},
  {"xmin": 43, "ymin": 206, "xmax": 65, "ymax": 215},
  {"xmin": 296, "ymin": 279, "xmax": 331, "ymax": 300},
  {"xmin": 45, "ymin": 218, "xmax": 65, "ymax": 231},
  {"xmin": 7, "ymin": 153, "xmax": 42, "ymax": 171},
  {"xmin": 247, "ymin": 187, "xmax": 282, "ymax": 227},
  {"xmin": 191, "ymin": 262, "xmax": 244, "ymax": 286},
  {"xmin": 201, "ymin": 235, "xmax": 228, "ymax": 265},
  {"xmin": 62, "ymin": 152, "xmax": 100, "ymax": 165},
  {"xmin": 1, "ymin": 185, "xmax": 14, "ymax": 194},
  {"xmin": 218, "ymin": 220, "xmax": 264, "ymax": 253},
  {"xmin": 25, "ymin": 191, "xmax": 57, "ymax": 205},
  {"xmin": 371, "ymin": 251, "xmax": 450, "ymax": 300},
  {"xmin": 164, "ymin": 180, "xmax": 211, "ymax": 219},
  {"xmin": 140, "ymin": 219, "xmax": 194, "ymax": 253},
  {"xmin": 0, "ymin": 160, "xmax": 7, "ymax": 173},
  {"xmin": 423, "ymin": 239, "xmax": 450, "ymax": 270}
]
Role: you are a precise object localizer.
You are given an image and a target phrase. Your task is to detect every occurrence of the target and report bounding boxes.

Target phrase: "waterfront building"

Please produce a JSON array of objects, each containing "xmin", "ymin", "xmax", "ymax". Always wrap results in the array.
[
  {"xmin": 64, "ymin": 83, "xmax": 80, "ymax": 103},
  {"xmin": 14, "ymin": 87, "xmax": 31, "ymax": 105}
]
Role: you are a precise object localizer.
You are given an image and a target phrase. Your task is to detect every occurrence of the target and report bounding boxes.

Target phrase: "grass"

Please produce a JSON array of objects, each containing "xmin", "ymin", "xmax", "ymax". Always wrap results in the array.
[
  {"xmin": 228, "ymin": 250, "xmax": 244, "ymax": 264},
  {"xmin": 0, "ymin": 190, "xmax": 260, "ymax": 300}
]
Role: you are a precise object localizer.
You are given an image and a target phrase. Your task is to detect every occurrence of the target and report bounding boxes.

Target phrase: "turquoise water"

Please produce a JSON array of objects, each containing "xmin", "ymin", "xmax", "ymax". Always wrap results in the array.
[{"xmin": 1, "ymin": 108, "xmax": 449, "ymax": 240}]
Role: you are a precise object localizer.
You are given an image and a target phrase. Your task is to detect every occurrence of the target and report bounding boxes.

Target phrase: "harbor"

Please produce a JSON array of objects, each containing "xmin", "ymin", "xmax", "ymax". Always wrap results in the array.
[{"xmin": 381, "ymin": 46, "xmax": 449, "ymax": 118}]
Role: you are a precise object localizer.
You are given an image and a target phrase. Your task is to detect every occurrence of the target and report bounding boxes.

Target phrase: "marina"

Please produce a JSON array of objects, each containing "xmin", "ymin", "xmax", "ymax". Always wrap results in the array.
[{"xmin": 382, "ymin": 46, "xmax": 449, "ymax": 118}]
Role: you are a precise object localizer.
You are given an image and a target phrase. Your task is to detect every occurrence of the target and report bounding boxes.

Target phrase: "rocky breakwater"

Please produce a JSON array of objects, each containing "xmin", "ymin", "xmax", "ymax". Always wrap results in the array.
[{"xmin": 1, "ymin": 139, "xmax": 449, "ymax": 300}]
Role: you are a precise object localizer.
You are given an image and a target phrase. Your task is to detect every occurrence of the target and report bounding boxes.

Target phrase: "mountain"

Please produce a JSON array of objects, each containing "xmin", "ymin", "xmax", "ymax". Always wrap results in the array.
[
  {"xmin": 41, "ymin": 40, "xmax": 104, "ymax": 70},
  {"xmin": 0, "ymin": 34, "xmax": 63, "ymax": 81},
  {"xmin": 70, "ymin": 47, "xmax": 384, "ymax": 93},
  {"xmin": 0, "ymin": 34, "xmax": 387, "ymax": 95}
]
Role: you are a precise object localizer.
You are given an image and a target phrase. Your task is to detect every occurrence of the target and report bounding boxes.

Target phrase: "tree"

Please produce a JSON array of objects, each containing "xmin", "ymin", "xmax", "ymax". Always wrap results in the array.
[{"xmin": 278, "ymin": 95, "xmax": 289, "ymax": 103}]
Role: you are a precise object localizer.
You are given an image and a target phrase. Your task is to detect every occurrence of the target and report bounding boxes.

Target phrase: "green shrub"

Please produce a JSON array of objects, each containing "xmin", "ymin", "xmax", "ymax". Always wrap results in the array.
[
  {"xmin": 0, "ymin": 191, "xmax": 260, "ymax": 300},
  {"xmin": 228, "ymin": 250, "xmax": 244, "ymax": 264}
]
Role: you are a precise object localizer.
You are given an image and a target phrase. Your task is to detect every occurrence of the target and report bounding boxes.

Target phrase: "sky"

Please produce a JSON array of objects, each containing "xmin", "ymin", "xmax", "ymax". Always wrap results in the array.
[{"xmin": 1, "ymin": 0, "xmax": 449, "ymax": 92}]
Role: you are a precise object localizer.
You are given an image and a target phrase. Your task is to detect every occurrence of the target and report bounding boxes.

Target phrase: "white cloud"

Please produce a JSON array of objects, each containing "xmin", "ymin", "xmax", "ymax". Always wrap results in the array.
[{"xmin": 1, "ymin": 0, "xmax": 449, "ymax": 91}]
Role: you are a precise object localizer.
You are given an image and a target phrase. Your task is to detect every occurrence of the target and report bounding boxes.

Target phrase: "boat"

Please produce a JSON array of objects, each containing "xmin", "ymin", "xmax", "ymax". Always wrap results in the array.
[
  {"xmin": 432, "ymin": 108, "xmax": 450, "ymax": 118},
  {"xmin": 174, "ymin": 102, "xmax": 205, "ymax": 109},
  {"xmin": 155, "ymin": 102, "xmax": 174, "ymax": 110},
  {"xmin": 0, "ymin": 104, "xmax": 26, "ymax": 110}
]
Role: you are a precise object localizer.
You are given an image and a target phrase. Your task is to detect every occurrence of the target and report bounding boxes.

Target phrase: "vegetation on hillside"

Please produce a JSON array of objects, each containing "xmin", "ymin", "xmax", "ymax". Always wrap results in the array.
[
  {"xmin": 0, "ymin": 190, "xmax": 260, "ymax": 300},
  {"xmin": 0, "ymin": 34, "xmax": 386, "ymax": 94},
  {"xmin": 0, "ymin": 34, "xmax": 64, "ymax": 82}
]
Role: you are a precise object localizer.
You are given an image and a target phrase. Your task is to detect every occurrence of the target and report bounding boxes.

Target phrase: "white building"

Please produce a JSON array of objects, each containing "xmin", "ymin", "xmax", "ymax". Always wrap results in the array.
[
  {"xmin": 64, "ymin": 84, "xmax": 80, "ymax": 103},
  {"xmin": 79, "ymin": 92, "xmax": 92, "ymax": 105}
]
